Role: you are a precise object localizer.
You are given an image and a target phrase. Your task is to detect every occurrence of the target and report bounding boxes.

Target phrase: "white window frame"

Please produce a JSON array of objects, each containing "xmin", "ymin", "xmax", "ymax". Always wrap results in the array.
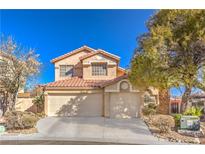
[
  {"xmin": 60, "ymin": 65, "xmax": 73, "ymax": 77},
  {"xmin": 91, "ymin": 63, "xmax": 107, "ymax": 76}
]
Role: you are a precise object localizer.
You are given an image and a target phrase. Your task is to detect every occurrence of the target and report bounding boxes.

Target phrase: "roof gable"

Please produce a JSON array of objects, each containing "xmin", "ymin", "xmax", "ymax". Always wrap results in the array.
[
  {"xmin": 51, "ymin": 45, "xmax": 96, "ymax": 63},
  {"xmin": 79, "ymin": 49, "xmax": 120, "ymax": 61}
]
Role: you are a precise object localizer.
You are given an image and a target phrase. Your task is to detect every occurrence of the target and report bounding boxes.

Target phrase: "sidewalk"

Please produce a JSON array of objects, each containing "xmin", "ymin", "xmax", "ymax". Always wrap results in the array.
[{"xmin": 0, "ymin": 132, "xmax": 183, "ymax": 144}]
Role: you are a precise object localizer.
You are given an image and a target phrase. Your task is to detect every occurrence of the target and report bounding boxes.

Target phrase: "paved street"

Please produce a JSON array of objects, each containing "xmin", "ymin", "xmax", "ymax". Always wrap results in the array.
[{"xmin": 0, "ymin": 140, "xmax": 128, "ymax": 145}]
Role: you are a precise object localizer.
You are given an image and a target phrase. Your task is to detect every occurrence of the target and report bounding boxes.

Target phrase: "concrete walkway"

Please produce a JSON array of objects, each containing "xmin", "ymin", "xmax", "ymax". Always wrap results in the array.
[{"xmin": 34, "ymin": 117, "xmax": 177, "ymax": 144}]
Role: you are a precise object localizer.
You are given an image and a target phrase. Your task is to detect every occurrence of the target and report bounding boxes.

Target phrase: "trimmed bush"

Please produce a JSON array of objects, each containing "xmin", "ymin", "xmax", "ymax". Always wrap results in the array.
[
  {"xmin": 174, "ymin": 114, "xmax": 182, "ymax": 127},
  {"xmin": 150, "ymin": 114, "xmax": 175, "ymax": 133},
  {"xmin": 142, "ymin": 103, "xmax": 157, "ymax": 115},
  {"xmin": 4, "ymin": 111, "xmax": 39, "ymax": 130}
]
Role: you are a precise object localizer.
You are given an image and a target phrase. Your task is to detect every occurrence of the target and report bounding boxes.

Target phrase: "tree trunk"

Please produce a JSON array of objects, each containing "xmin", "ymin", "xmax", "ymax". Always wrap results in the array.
[
  {"xmin": 181, "ymin": 86, "xmax": 192, "ymax": 113},
  {"xmin": 2, "ymin": 92, "xmax": 9, "ymax": 115},
  {"xmin": 157, "ymin": 89, "xmax": 170, "ymax": 114},
  {"xmin": 8, "ymin": 92, "xmax": 17, "ymax": 111}
]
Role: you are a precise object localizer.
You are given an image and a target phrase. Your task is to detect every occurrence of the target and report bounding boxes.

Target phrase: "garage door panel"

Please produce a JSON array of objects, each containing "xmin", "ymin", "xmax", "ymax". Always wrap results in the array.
[
  {"xmin": 48, "ymin": 94, "xmax": 103, "ymax": 117},
  {"xmin": 110, "ymin": 93, "xmax": 139, "ymax": 118}
]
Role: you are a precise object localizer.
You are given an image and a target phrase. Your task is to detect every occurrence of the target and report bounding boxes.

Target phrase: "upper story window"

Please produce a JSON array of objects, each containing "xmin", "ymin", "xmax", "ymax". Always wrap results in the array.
[
  {"xmin": 92, "ymin": 63, "xmax": 107, "ymax": 76},
  {"xmin": 60, "ymin": 65, "xmax": 73, "ymax": 77}
]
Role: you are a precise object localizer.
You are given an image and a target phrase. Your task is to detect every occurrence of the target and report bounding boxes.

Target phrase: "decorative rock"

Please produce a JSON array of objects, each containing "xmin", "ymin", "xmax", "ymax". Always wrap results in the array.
[
  {"xmin": 0, "ymin": 117, "xmax": 6, "ymax": 124},
  {"xmin": 178, "ymin": 129, "xmax": 204, "ymax": 137}
]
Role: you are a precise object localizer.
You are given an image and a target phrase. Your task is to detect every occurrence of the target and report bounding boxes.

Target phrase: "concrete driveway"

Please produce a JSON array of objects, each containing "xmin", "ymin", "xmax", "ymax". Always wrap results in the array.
[{"xmin": 36, "ymin": 117, "xmax": 172, "ymax": 144}]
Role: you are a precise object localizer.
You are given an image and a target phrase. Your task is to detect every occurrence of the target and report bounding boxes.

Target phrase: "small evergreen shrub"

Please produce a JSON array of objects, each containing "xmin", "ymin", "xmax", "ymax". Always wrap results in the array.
[{"xmin": 174, "ymin": 114, "xmax": 182, "ymax": 127}]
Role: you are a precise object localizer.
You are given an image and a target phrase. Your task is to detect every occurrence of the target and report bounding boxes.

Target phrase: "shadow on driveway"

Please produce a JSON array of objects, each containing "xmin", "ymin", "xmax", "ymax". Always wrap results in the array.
[{"xmin": 36, "ymin": 117, "xmax": 165, "ymax": 144}]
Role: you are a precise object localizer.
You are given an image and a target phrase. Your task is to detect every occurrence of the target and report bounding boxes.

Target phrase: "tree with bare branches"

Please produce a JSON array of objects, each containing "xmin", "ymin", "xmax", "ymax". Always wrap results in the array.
[{"xmin": 0, "ymin": 36, "xmax": 40, "ymax": 113}]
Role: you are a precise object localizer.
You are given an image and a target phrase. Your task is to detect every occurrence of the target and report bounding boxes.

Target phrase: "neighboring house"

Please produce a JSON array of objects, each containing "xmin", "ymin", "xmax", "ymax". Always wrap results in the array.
[
  {"xmin": 190, "ymin": 93, "xmax": 205, "ymax": 113},
  {"xmin": 169, "ymin": 94, "xmax": 205, "ymax": 114},
  {"xmin": 44, "ymin": 45, "xmax": 159, "ymax": 118},
  {"xmin": 169, "ymin": 98, "xmax": 181, "ymax": 114}
]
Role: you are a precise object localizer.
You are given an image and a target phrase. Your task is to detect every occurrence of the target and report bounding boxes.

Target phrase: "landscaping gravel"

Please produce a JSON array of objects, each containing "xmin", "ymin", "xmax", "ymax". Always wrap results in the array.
[{"xmin": 143, "ymin": 115, "xmax": 200, "ymax": 144}]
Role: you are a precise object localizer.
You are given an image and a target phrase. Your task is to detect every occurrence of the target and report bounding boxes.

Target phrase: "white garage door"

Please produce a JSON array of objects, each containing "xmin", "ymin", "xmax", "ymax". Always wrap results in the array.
[
  {"xmin": 47, "ymin": 93, "xmax": 103, "ymax": 117},
  {"xmin": 110, "ymin": 92, "xmax": 139, "ymax": 118}
]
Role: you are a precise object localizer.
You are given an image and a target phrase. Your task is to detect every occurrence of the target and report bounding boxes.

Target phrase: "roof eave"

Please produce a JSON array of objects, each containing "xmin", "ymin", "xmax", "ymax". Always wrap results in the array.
[
  {"xmin": 45, "ymin": 86, "xmax": 100, "ymax": 90},
  {"xmin": 51, "ymin": 45, "xmax": 96, "ymax": 63}
]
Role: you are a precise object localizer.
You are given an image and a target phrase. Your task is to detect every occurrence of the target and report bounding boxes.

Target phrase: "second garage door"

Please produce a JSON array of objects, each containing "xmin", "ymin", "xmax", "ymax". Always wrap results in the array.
[
  {"xmin": 110, "ymin": 92, "xmax": 140, "ymax": 118},
  {"xmin": 47, "ymin": 93, "xmax": 103, "ymax": 117}
]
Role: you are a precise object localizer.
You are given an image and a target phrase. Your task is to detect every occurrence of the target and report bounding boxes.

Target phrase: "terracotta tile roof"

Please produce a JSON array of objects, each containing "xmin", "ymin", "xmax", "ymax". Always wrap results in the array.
[
  {"xmin": 79, "ymin": 49, "xmax": 120, "ymax": 61},
  {"xmin": 45, "ymin": 77, "xmax": 106, "ymax": 89},
  {"xmin": 45, "ymin": 75, "xmax": 128, "ymax": 89},
  {"xmin": 51, "ymin": 45, "xmax": 95, "ymax": 63}
]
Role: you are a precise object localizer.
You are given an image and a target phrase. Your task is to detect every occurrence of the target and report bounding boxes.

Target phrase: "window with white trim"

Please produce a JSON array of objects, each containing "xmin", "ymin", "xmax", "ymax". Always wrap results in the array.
[
  {"xmin": 92, "ymin": 63, "xmax": 107, "ymax": 76},
  {"xmin": 60, "ymin": 65, "xmax": 73, "ymax": 77}
]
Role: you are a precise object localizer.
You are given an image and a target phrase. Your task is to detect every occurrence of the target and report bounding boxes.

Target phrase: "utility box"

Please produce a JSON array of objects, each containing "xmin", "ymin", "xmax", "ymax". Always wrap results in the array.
[
  {"xmin": 180, "ymin": 116, "xmax": 200, "ymax": 131},
  {"xmin": 0, "ymin": 117, "xmax": 6, "ymax": 134},
  {"xmin": 0, "ymin": 125, "xmax": 5, "ymax": 133}
]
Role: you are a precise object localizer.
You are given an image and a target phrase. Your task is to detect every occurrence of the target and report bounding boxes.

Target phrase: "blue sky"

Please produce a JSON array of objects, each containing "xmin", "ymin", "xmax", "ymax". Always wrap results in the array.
[{"xmin": 0, "ymin": 9, "xmax": 184, "ymax": 96}]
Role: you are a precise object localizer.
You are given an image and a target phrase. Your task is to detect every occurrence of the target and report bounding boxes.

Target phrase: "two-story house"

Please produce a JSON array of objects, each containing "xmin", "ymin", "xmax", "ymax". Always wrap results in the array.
[{"xmin": 44, "ymin": 45, "xmax": 158, "ymax": 118}]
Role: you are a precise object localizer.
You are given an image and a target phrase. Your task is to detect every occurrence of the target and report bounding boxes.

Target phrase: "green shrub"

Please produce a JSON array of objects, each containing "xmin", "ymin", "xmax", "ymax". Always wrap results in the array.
[
  {"xmin": 4, "ymin": 111, "xmax": 39, "ymax": 130},
  {"xmin": 33, "ymin": 93, "xmax": 44, "ymax": 113},
  {"xmin": 142, "ymin": 103, "xmax": 157, "ymax": 115},
  {"xmin": 183, "ymin": 106, "xmax": 203, "ymax": 117},
  {"xmin": 148, "ymin": 103, "xmax": 157, "ymax": 109},
  {"xmin": 174, "ymin": 114, "xmax": 182, "ymax": 127}
]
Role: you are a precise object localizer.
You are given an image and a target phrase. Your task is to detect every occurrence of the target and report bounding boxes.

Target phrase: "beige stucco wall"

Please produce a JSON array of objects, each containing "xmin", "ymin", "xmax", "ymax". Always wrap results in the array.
[
  {"xmin": 82, "ymin": 54, "xmax": 117, "ymax": 65},
  {"xmin": 82, "ymin": 54, "xmax": 117, "ymax": 80},
  {"xmin": 104, "ymin": 79, "xmax": 140, "ymax": 93},
  {"xmin": 54, "ymin": 50, "xmax": 90, "ymax": 81},
  {"xmin": 15, "ymin": 98, "xmax": 34, "ymax": 112},
  {"xmin": 45, "ymin": 89, "xmax": 103, "ymax": 117}
]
